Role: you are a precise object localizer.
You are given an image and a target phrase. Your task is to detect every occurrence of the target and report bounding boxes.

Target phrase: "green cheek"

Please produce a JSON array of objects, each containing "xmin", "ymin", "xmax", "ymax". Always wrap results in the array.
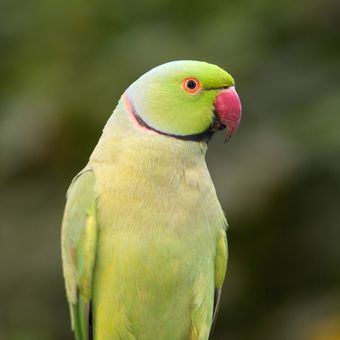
[{"xmin": 141, "ymin": 90, "xmax": 217, "ymax": 136}]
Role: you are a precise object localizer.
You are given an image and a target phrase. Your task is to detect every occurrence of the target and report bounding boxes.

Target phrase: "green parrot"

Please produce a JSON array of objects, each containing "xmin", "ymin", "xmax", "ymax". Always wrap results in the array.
[{"xmin": 61, "ymin": 60, "xmax": 242, "ymax": 340}]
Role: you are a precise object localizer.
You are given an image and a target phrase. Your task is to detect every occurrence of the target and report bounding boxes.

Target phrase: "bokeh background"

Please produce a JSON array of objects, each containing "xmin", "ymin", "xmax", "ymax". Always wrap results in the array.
[{"xmin": 1, "ymin": 0, "xmax": 340, "ymax": 339}]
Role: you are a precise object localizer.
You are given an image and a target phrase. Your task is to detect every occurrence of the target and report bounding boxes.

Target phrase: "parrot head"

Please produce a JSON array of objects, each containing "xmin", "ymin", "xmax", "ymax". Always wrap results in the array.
[{"xmin": 124, "ymin": 60, "xmax": 242, "ymax": 142}]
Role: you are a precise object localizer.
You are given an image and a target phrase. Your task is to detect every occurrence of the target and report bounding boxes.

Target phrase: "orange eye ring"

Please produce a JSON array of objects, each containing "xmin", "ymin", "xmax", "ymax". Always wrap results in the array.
[{"xmin": 181, "ymin": 77, "xmax": 201, "ymax": 94}]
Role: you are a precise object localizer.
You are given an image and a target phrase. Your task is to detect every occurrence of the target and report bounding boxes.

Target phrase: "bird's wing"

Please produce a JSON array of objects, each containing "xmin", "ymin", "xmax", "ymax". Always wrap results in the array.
[
  {"xmin": 209, "ymin": 228, "xmax": 228, "ymax": 339},
  {"xmin": 61, "ymin": 169, "xmax": 97, "ymax": 340}
]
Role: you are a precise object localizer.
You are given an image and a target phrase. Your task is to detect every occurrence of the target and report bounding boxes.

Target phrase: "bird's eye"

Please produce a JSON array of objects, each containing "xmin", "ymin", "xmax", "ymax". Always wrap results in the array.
[
  {"xmin": 186, "ymin": 80, "xmax": 197, "ymax": 89},
  {"xmin": 182, "ymin": 77, "xmax": 201, "ymax": 94}
]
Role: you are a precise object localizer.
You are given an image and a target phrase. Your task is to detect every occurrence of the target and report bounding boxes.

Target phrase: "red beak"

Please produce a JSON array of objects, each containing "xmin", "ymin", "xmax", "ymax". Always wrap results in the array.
[{"xmin": 214, "ymin": 86, "xmax": 242, "ymax": 142}]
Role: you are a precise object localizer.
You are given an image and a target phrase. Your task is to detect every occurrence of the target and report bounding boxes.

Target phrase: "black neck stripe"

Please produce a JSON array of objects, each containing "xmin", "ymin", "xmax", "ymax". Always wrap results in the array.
[{"xmin": 126, "ymin": 95, "xmax": 214, "ymax": 142}]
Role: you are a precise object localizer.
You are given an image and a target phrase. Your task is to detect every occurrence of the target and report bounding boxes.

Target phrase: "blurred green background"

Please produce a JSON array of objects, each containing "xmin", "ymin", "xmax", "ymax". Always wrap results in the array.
[{"xmin": 1, "ymin": 0, "xmax": 340, "ymax": 339}]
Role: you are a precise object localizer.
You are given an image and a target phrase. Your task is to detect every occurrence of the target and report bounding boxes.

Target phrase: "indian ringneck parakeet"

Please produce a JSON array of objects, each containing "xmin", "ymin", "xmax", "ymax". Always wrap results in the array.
[{"xmin": 61, "ymin": 60, "xmax": 242, "ymax": 340}]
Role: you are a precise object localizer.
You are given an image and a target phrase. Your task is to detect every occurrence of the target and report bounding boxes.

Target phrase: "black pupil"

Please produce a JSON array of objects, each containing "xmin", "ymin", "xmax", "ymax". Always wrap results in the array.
[{"xmin": 186, "ymin": 80, "xmax": 197, "ymax": 89}]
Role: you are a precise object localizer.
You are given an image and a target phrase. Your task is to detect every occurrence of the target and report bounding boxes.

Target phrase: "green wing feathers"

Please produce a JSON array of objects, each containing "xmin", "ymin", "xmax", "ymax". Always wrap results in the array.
[
  {"xmin": 214, "ymin": 230, "xmax": 228, "ymax": 291},
  {"xmin": 209, "ymin": 229, "xmax": 228, "ymax": 339},
  {"xmin": 61, "ymin": 170, "xmax": 97, "ymax": 340}
]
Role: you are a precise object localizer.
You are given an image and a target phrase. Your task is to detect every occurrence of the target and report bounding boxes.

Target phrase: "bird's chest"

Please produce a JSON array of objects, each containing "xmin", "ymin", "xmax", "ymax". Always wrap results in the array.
[
  {"xmin": 93, "ymin": 159, "xmax": 221, "ymax": 239},
  {"xmin": 91, "ymin": 158, "xmax": 223, "ymax": 336}
]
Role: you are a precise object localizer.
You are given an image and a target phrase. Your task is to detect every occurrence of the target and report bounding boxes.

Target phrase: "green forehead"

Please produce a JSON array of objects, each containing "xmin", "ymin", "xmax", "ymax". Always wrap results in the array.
[{"xmin": 136, "ymin": 60, "xmax": 235, "ymax": 88}]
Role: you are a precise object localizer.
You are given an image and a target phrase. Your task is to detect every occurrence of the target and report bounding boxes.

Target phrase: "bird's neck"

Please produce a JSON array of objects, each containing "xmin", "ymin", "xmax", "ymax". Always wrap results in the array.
[
  {"xmin": 87, "ymin": 100, "xmax": 221, "ymax": 237},
  {"xmin": 89, "ymin": 98, "xmax": 208, "ymax": 171}
]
